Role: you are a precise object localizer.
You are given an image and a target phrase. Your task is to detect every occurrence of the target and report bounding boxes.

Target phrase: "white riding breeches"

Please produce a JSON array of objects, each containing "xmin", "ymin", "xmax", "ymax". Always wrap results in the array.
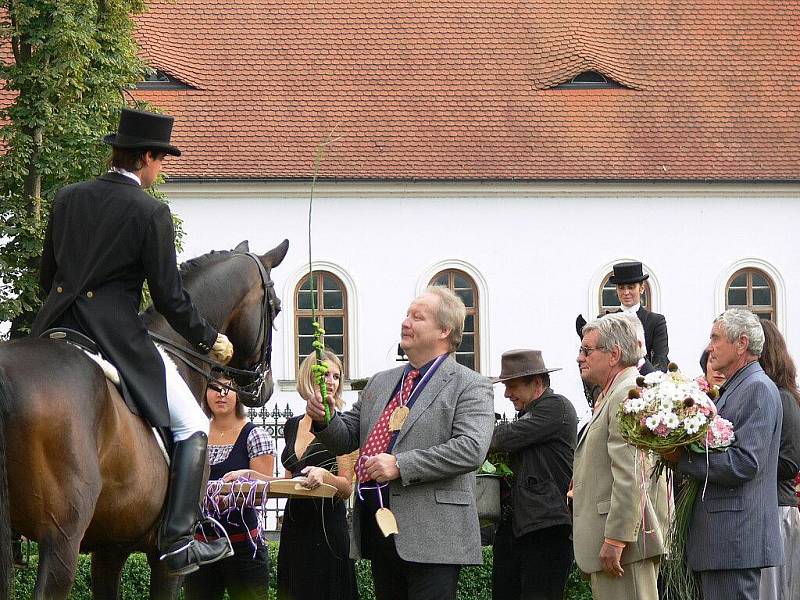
[{"xmin": 157, "ymin": 346, "xmax": 209, "ymax": 442}]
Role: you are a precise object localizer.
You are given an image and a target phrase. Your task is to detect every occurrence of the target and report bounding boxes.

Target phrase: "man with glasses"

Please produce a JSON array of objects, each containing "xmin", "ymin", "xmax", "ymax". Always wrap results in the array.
[{"xmin": 571, "ymin": 313, "xmax": 668, "ymax": 600}]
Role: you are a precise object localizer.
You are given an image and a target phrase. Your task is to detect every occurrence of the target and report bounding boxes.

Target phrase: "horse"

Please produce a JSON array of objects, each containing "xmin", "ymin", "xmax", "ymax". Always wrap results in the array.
[{"xmin": 0, "ymin": 238, "xmax": 289, "ymax": 599}]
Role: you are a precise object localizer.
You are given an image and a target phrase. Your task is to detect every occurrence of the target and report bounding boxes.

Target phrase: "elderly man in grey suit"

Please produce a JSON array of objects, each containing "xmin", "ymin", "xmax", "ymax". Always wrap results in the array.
[
  {"xmin": 307, "ymin": 286, "xmax": 494, "ymax": 600},
  {"xmin": 663, "ymin": 308, "xmax": 783, "ymax": 600}
]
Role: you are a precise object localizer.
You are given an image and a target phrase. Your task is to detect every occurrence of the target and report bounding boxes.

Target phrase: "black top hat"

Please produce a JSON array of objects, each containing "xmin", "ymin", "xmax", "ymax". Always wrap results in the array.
[
  {"xmin": 492, "ymin": 349, "xmax": 561, "ymax": 383},
  {"xmin": 102, "ymin": 108, "xmax": 181, "ymax": 156},
  {"xmin": 608, "ymin": 261, "xmax": 649, "ymax": 285}
]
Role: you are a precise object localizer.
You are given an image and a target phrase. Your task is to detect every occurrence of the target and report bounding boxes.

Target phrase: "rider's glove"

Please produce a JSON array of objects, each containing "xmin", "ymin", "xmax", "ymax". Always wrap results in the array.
[{"xmin": 210, "ymin": 333, "xmax": 234, "ymax": 365}]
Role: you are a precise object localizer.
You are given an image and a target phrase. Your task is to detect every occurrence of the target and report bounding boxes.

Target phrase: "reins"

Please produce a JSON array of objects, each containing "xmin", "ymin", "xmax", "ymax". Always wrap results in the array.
[{"xmin": 148, "ymin": 252, "xmax": 276, "ymax": 404}]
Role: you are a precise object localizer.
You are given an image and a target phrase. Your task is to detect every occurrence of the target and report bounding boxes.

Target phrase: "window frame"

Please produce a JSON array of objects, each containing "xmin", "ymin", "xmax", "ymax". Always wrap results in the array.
[
  {"xmin": 429, "ymin": 269, "xmax": 480, "ymax": 371},
  {"xmin": 294, "ymin": 271, "xmax": 349, "ymax": 377},
  {"xmin": 724, "ymin": 268, "xmax": 776, "ymax": 322}
]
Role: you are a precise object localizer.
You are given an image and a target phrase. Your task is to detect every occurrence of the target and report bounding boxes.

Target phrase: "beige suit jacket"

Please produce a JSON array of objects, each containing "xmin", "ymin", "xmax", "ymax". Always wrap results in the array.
[{"xmin": 572, "ymin": 366, "xmax": 669, "ymax": 574}]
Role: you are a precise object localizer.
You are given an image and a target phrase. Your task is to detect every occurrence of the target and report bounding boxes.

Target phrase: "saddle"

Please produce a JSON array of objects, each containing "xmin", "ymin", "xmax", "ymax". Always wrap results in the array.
[
  {"xmin": 42, "ymin": 328, "xmax": 121, "ymax": 385},
  {"xmin": 40, "ymin": 327, "xmax": 172, "ymax": 462}
]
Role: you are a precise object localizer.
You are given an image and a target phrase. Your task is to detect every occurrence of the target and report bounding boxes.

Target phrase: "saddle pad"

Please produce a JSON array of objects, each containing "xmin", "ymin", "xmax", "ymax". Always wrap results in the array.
[{"xmin": 45, "ymin": 329, "xmax": 121, "ymax": 385}]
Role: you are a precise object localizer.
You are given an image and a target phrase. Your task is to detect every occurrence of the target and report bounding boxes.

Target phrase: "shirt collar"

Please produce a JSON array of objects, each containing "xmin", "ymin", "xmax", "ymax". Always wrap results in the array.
[
  {"xmin": 109, "ymin": 167, "xmax": 141, "ymax": 186},
  {"xmin": 718, "ymin": 359, "xmax": 760, "ymax": 397},
  {"xmin": 622, "ymin": 303, "xmax": 640, "ymax": 314},
  {"xmin": 406, "ymin": 353, "xmax": 447, "ymax": 378}
]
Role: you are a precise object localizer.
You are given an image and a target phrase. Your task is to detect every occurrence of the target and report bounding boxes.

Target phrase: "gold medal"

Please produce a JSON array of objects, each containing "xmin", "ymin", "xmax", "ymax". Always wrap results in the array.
[
  {"xmin": 388, "ymin": 406, "xmax": 410, "ymax": 431},
  {"xmin": 375, "ymin": 507, "xmax": 399, "ymax": 537}
]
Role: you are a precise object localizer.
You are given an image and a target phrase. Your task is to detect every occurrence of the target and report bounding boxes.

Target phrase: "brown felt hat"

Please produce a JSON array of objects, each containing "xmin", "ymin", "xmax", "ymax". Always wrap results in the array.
[{"xmin": 492, "ymin": 349, "xmax": 561, "ymax": 383}]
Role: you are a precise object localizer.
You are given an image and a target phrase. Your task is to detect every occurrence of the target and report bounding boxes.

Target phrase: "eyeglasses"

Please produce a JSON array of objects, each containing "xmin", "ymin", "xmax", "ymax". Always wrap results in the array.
[
  {"xmin": 578, "ymin": 346, "xmax": 606, "ymax": 357},
  {"xmin": 207, "ymin": 381, "xmax": 230, "ymax": 396}
]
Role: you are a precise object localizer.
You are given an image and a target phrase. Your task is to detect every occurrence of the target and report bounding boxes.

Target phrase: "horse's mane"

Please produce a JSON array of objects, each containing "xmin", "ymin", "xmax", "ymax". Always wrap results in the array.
[{"xmin": 179, "ymin": 250, "xmax": 236, "ymax": 279}]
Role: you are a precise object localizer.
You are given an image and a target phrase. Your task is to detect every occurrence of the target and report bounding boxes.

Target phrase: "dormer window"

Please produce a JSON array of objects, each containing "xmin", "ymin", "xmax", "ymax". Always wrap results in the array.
[
  {"xmin": 556, "ymin": 70, "xmax": 623, "ymax": 89},
  {"xmin": 136, "ymin": 69, "xmax": 192, "ymax": 90}
]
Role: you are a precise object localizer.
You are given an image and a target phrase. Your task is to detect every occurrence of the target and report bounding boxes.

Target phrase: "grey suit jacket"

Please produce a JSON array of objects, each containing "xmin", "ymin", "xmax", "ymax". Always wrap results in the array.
[
  {"xmin": 677, "ymin": 360, "xmax": 783, "ymax": 571},
  {"xmin": 314, "ymin": 354, "xmax": 494, "ymax": 564}
]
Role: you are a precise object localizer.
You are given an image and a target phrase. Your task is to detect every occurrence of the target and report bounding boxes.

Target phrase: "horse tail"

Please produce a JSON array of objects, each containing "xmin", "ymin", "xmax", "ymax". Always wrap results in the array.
[{"xmin": 0, "ymin": 368, "xmax": 13, "ymax": 598}]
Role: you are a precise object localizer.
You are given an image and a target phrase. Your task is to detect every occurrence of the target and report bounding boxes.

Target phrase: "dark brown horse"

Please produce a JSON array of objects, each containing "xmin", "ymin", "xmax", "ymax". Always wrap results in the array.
[{"xmin": 0, "ymin": 239, "xmax": 288, "ymax": 599}]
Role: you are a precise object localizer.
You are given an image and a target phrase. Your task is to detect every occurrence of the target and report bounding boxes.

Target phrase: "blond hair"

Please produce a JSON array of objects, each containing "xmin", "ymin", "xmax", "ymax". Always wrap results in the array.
[
  {"xmin": 425, "ymin": 285, "xmax": 466, "ymax": 352},
  {"xmin": 296, "ymin": 350, "xmax": 345, "ymax": 409}
]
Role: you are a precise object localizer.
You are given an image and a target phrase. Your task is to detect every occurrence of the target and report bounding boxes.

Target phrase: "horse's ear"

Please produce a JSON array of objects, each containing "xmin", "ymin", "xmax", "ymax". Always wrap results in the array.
[
  {"xmin": 261, "ymin": 239, "xmax": 289, "ymax": 269},
  {"xmin": 233, "ymin": 240, "xmax": 250, "ymax": 253}
]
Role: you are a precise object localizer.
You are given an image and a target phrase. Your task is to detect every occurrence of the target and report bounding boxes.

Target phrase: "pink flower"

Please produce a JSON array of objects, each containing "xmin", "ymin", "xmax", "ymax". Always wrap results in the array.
[{"xmin": 706, "ymin": 416, "xmax": 735, "ymax": 448}]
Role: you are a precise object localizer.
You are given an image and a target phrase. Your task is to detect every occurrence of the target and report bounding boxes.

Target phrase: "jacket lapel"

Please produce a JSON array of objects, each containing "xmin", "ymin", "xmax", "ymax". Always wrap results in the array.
[
  {"xmin": 366, "ymin": 366, "xmax": 404, "ymax": 430},
  {"xmin": 716, "ymin": 361, "xmax": 760, "ymax": 413},
  {"xmin": 392, "ymin": 355, "xmax": 455, "ymax": 447},
  {"xmin": 576, "ymin": 366, "xmax": 637, "ymax": 450}
]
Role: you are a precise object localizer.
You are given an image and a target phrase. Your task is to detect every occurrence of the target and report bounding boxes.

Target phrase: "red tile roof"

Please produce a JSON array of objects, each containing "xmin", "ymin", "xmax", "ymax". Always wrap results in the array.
[{"xmin": 16, "ymin": 2, "xmax": 800, "ymax": 181}]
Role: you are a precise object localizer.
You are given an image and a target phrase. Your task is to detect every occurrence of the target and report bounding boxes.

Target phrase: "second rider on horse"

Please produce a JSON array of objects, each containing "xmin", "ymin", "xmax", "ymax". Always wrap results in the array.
[{"xmin": 31, "ymin": 108, "xmax": 235, "ymax": 576}]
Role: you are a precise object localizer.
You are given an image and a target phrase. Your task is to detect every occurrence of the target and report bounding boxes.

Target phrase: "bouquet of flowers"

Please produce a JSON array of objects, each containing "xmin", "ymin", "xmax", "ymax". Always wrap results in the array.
[
  {"xmin": 617, "ymin": 364, "xmax": 734, "ymax": 600},
  {"xmin": 618, "ymin": 367, "xmax": 732, "ymax": 452}
]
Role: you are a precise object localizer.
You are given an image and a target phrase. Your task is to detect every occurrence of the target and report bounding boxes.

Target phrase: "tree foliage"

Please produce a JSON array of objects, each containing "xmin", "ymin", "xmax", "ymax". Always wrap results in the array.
[{"xmin": 0, "ymin": 0, "xmax": 148, "ymax": 337}]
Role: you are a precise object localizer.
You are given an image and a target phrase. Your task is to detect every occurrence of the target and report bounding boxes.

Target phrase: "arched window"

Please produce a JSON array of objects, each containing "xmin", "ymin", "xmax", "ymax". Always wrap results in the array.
[
  {"xmin": 598, "ymin": 272, "xmax": 651, "ymax": 314},
  {"xmin": 725, "ymin": 268, "xmax": 776, "ymax": 322},
  {"xmin": 429, "ymin": 269, "xmax": 479, "ymax": 371},
  {"xmin": 294, "ymin": 271, "xmax": 348, "ymax": 376}
]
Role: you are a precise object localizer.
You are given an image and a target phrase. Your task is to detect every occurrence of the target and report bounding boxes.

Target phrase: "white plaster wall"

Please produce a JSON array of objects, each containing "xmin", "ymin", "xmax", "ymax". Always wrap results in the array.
[{"xmin": 163, "ymin": 181, "xmax": 800, "ymax": 427}]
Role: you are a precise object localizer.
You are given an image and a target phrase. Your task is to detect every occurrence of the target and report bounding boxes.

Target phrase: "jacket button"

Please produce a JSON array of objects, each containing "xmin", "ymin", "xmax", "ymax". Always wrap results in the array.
[
  {"xmin": 56, "ymin": 286, "xmax": 63, "ymax": 293},
  {"xmin": 86, "ymin": 291, "xmax": 94, "ymax": 299}
]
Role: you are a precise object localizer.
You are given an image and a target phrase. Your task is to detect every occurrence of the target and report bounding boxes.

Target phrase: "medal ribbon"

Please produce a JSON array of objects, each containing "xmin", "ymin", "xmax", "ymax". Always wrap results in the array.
[{"xmin": 355, "ymin": 353, "xmax": 448, "ymax": 483}]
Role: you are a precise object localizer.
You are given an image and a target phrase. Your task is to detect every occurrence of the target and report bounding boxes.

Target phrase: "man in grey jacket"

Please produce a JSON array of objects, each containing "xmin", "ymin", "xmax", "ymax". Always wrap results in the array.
[
  {"xmin": 490, "ymin": 349, "xmax": 577, "ymax": 600},
  {"xmin": 664, "ymin": 308, "xmax": 783, "ymax": 600},
  {"xmin": 307, "ymin": 286, "xmax": 494, "ymax": 600}
]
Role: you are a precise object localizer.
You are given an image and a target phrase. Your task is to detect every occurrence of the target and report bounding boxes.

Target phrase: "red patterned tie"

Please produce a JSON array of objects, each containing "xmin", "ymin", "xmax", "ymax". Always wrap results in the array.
[{"xmin": 356, "ymin": 369, "xmax": 420, "ymax": 483}]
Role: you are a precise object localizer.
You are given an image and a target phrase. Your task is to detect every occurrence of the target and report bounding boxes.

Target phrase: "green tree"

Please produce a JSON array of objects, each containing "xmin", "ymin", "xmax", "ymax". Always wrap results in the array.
[{"xmin": 0, "ymin": 0, "xmax": 148, "ymax": 338}]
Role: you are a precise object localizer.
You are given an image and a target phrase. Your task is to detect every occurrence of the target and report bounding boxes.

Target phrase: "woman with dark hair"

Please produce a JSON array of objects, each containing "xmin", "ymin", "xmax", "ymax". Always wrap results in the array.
[
  {"xmin": 699, "ymin": 348, "xmax": 726, "ymax": 388},
  {"xmin": 185, "ymin": 372, "xmax": 276, "ymax": 600},
  {"xmin": 758, "ymin": 319, "xmax": 800, "ymax": 600}
]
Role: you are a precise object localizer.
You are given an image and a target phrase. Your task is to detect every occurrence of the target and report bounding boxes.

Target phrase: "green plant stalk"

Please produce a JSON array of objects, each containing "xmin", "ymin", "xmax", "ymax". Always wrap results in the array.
[
  {"xmin": 662, "ymin": 478, "xmax": 702, "ymax": 600},
  {"xmin": 307, "ymin": 136, "xmax": 336, "ymax": 423}
]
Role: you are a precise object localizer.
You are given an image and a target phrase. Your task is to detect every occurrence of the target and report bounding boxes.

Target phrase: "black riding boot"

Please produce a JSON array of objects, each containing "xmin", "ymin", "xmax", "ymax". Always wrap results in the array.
[{"xmin": 159, "ymin": 432, "xmax": 233, "ymax": 576}]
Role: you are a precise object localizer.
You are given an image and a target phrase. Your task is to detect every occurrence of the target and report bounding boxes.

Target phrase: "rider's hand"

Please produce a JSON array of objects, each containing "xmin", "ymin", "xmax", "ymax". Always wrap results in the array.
[{"xmin": 211, "ymin": 333, "xmax": 234, "ymax": 364}]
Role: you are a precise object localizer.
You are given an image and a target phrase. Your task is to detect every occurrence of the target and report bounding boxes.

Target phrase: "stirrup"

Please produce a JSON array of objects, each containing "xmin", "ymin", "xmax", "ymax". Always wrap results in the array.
[{"xmin": 159, "ymin": 517, "xmax": 233, "ymax": 576}]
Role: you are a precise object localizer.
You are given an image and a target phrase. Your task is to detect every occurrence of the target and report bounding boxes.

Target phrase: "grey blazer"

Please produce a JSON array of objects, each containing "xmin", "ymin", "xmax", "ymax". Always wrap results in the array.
[
  {"xmin": 314, "ymin": 355, "xmax": 494, "ymax": 565},
  {"xmin": 677, "ymin": 360, "xmax": 783, "ymax": 571}
]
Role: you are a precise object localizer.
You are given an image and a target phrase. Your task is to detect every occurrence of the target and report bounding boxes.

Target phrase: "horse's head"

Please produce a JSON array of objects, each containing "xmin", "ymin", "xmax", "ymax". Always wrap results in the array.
[{"xmin": 222, "ymin": 239, "xmax": 289, "ymax": 408}]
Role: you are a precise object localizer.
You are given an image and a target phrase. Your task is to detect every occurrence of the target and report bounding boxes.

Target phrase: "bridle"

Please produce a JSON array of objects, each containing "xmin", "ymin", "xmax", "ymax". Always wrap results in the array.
[{"xmin": 149, "ymin": 252, "xmax": 277, "ymax": 405}]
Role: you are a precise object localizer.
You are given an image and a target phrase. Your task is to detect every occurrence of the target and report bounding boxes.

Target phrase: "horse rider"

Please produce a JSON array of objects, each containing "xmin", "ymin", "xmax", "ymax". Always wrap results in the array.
[{"xmin": 30, "ymin": 108, "xmax": 235, "ymax": 575}]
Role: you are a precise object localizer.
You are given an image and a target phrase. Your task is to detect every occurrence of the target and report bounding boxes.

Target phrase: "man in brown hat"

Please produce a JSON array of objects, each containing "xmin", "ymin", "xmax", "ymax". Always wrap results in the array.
[
  {"xmin": 489, "ymin": 349, "xmax": 578, "ymax": 600},
  {"xmin": 31, "ymin": 108, "xmax": 235, "ymax": 575}
]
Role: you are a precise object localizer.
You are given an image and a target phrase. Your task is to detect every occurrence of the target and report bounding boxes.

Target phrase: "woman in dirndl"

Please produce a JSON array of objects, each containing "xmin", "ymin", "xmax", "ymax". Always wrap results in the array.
[{"xmin": 184, "ymin": 370, "xmax": 276, "ymax": 600}]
